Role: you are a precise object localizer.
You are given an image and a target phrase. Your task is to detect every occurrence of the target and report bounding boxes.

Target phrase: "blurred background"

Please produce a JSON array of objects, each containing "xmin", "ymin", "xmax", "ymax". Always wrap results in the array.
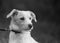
[{"xmin": 0, "ymin": 0, "xmax": 60, "ymax": 43}]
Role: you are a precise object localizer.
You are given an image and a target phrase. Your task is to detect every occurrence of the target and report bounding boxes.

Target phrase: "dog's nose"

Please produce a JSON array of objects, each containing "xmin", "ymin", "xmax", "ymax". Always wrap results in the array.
[{"xmin": 28, "ymin": 24, "xmax": 32, "ymax": 29}]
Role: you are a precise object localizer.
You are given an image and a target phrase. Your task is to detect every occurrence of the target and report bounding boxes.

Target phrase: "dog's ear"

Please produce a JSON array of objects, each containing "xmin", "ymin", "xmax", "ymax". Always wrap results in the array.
[
  {"xmin": 30, "ymin": 11, "xmax": 37, "ymax": 22},
  {"xmin": 6, "ymin": 9, "xmax": 18, "ymax": 18}
]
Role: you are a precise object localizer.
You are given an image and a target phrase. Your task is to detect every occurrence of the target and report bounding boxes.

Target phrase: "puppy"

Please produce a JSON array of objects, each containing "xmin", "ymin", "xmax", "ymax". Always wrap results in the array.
[{"xmin": 7, "ymin": 9, "xmax": 38, "ymax": 43}]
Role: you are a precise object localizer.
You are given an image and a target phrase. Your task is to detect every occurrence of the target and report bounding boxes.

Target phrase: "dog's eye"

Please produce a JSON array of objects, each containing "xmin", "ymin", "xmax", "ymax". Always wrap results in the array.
[{"xmin": 20, "ymin": 17, "xmax": 24, "ymax": 20}]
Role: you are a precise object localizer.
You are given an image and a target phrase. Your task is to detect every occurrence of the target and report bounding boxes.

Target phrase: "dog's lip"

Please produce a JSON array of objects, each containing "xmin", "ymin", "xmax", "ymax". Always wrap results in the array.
[
  {"xmin": 24, "ymin": 29, "xmax": 31, "ymax": 30},
  {"xmin": 24, "ymin": 27, "xmax": 33, "ymax": 31}
]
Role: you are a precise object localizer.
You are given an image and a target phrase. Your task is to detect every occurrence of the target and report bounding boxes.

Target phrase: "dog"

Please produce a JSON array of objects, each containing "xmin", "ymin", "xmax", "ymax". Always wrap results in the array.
[{"xmin": 6, "ymin": 9, "xmax": 38, "ymax": 43}]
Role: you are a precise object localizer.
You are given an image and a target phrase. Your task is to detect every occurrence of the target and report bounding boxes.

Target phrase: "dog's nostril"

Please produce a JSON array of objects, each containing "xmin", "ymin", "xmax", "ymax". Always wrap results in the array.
[{"xmin": 28, "ymin": 24, "xmax": 32, "ymax": 29}]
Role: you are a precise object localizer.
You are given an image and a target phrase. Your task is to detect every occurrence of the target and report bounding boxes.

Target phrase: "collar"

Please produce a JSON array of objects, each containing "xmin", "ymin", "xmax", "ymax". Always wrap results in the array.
[
  {"xmin": 0, "ymin": 29, "xmax": 21, "ymax": 34},
  {"xmin": 11, "ymin": 30, "xmax": 21, "ymax": 34}
]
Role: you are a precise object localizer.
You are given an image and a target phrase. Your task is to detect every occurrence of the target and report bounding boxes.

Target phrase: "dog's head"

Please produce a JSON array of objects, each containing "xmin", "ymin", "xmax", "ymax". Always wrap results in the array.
[{"xmin": 7, "ymin": 9, "xmax": 37, "ymax": 32}]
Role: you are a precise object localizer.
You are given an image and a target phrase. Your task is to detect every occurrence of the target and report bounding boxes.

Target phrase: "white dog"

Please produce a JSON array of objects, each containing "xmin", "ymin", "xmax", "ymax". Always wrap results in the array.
[{"xmin": 7, "ymin": 9, "xmax": 38, "ymax": 43}]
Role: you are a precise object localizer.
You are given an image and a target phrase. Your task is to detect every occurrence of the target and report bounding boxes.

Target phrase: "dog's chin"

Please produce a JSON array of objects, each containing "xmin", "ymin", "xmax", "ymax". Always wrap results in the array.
[
  {"xmin": 22, "ymin": 27, "xmax": 33, "ymax": 32},
  {"xmin": 24, "ymin": 29, "xmax": 32, "ymax": 31}
]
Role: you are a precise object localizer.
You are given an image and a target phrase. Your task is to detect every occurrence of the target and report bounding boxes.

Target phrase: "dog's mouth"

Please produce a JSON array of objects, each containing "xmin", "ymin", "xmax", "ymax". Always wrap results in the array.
[{"xmin": 24, "ymin": 26, "xmax": 33, "ymax": 31}]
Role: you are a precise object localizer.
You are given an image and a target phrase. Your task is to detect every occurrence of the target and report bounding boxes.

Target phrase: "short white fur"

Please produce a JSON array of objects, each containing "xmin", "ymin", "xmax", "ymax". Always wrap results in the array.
[{"xmin": 7, "ymin": 9, "xmax": 38, "ymax": 43}]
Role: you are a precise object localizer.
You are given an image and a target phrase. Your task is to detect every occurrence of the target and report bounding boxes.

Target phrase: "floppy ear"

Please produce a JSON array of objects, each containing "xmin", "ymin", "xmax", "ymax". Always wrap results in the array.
[
  {"xmin": 6, "ymin": 9, "xmax": 17, "ymax": 18},
  {"xmin": 30, "ymin": 11, "xmax": 37, "ymax": 22}
]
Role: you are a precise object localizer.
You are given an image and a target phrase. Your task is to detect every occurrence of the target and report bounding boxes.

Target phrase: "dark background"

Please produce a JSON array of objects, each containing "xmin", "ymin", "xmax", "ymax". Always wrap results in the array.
[{"xmin": 0, "ymin": 0, "xmax": 60, "ymax": 43}]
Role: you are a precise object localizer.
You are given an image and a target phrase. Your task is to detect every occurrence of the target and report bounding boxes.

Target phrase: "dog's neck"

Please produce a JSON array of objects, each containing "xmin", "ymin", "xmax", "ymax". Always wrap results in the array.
[
  {"xmin": 9, "ymin": 30, "xmax": 31, "ymax": 41},
  {"xmin": 10, "ymin": 30, "xmax": 31, "ymax": 36},
  {"xmin": 10, "ymin": 29, "xmax": 31, "ymax": 35}
]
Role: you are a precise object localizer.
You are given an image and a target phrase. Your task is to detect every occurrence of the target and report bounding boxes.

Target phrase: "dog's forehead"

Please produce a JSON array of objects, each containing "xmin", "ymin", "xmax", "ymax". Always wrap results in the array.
[{"xmin": 17, "ymin": 11, "xmax": 31, "ymax": 18}]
